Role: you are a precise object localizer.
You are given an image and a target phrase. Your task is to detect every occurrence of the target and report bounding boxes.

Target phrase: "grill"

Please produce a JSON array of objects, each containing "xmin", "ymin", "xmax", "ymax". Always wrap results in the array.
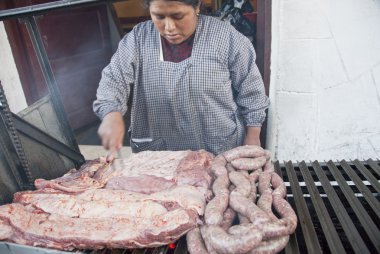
[
  {"xmin": 83, "ymin": 159, "xmax": 380, "ymax": 254},
  {"xmin": 275, "ymin": 159, "xmax": 380, "ymax": 254},
  {"xmin": 1, "ymin": 159, "xmax": 379, "ymax": 254},
  {"xmin": 0, "ymin": 158, "xmax": 379, "ymax": 254}
]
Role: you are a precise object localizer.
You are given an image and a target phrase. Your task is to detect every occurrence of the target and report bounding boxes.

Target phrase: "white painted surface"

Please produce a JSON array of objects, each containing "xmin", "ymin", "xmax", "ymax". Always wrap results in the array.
[
  {"xmin": 268, "ymin": 0, "xmax": 380, "ymax": 161},
  {"xmin": 0, "ymin": 22, "xmax": 27, "ymax": 113}
]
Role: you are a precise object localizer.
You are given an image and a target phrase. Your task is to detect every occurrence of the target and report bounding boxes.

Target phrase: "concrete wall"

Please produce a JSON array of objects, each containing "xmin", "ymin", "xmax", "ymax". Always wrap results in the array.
[
  {"xmin": 267, "ymin": 0, "xmax": 380, "ymax": 161},
  {"xmin": 0, "ymin": 22, "xmax": 27, "ymax": 113}
]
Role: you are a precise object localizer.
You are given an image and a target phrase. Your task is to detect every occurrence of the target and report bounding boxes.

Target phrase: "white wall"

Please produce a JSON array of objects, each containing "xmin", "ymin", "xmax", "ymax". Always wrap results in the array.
[
  {"xmin": 0, "ymin": 21, "xmax": 27, "ymax": 113},
  {"xmin": 267, "ymin": 0, "xmax": 380, "ymax": 161}
]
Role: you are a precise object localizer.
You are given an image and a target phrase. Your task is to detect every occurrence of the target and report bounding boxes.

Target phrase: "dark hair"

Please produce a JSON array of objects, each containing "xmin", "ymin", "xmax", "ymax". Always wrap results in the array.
[{"xmin": 143, "ymin": 0, "xmax": 201, "ymax": 9}]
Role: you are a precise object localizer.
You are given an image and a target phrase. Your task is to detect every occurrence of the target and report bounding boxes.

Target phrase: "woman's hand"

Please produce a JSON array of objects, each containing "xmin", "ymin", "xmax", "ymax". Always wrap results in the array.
[
  {"xmin": 243, "ymin": 126, "xmax": 261, "ymax": 147},
  {"xmin": 97, "ymin": 111, "xmax": 125, "ymax": 161}
]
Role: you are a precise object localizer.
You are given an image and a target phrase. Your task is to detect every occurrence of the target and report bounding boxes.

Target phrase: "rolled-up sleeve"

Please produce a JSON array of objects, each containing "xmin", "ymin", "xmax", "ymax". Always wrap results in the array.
[
  {"xmin": 93, "ymin": 30, "xmax": 137, "ymax": 120},
  {"xmin": 228, "ymin": 34, "xmax": 269, "ymax": 126}
]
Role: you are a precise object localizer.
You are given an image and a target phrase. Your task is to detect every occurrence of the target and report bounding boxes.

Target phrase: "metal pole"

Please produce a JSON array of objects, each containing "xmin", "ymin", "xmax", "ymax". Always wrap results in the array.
[
  {"xmin": 0, "ymin": 0, "xmax": 122, "ymax": 21},
  {"xmin": 21, "ymin": 16, "xmax": 84, "ymax": 167}
]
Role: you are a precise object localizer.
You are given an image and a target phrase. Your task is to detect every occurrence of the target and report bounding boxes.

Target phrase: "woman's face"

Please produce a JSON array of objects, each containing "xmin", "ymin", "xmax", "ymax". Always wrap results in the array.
[{"xmin": 149, "ymin": 0, "xmax": 200, "ymax": 44}]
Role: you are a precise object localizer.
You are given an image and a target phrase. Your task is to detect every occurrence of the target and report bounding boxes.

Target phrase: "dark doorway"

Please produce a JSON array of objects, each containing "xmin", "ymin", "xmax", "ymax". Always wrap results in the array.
[{"xmin": 1, "ymin": 0, "xmax": 113, "ymax": 130}]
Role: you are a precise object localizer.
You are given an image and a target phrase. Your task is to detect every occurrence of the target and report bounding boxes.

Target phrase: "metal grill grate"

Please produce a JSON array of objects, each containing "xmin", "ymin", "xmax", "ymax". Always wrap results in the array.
[
  {"xmin": 275, "ymin": 159, "xmax": 380, "ymax": 254},
  {"xmin": 91, "ymin": 159, "xmax": 380, "ymax": 254},
  {"xmin": 1, "ymin": 160, "xmax": 379, "ymax": 254}
]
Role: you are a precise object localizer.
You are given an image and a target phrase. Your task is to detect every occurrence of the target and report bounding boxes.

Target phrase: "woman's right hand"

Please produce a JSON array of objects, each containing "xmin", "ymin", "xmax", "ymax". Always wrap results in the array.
[{"xmin": 97, "ymin": 111, "xmax": 125, "ymax": 161}]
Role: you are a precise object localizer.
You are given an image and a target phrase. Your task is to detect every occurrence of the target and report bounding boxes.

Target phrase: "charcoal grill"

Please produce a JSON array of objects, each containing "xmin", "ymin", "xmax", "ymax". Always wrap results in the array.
[
  {"xmin": 0, "ymin": 160, "xmax": 378, "ymax": 254},
  {"xmin": 82, "ymin": 159, "xmax": 379, "ymax": 254}
]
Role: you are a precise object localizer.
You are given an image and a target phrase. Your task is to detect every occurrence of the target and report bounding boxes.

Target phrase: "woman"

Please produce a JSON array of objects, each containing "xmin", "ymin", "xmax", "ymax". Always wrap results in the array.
[{"xmin": 93, "ymin": 0, "xmax": 269, "ymax": 157}]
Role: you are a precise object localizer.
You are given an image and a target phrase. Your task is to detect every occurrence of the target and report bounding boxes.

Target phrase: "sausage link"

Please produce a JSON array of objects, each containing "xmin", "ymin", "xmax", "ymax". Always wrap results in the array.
[
  {"xmin": 202, "ymin": 224, "xmax": 263, "ymax": 254},
  {"xmin": 261, "ymin": 221, "xmax": 290, "ymax": 239},
  {"xmin": 200, "ymin": 225, "xmax": 218, "ymax": 254},
  {"xmin": 238, "ymin": 213, "xmax": 250, "ymax": 224},
  {"xmin": 229, "ymin": 171, "xmax": 251, "ymax": 197},
  {"xmin": 249, "ymin": 235, "xmax": 290, "ymax": 254},
  {"xmin": 238, "ymin": 169, "xmax": 251, "ymax": 211},
  {"xmin": 186, "ymin": 227, "xmax": 208, "ymax": 254},
  {"xmin": 226, "ymin": 163, "xmax": 236, "ymax": 173},
  {"xmin": 271, "ymin": 173, "xmax": 286, "ymax": 198},
  {"xmin": 272, "ymin": 195, "xmax": 297, "ymax": 234},
  {"xmin": 256, "ymin": 189, "xmax": 278, "ymax": 222},
  {"xmin": 212, "ymin": 174, "xmax": 230, "ymax": 196},
  {"xmin": 249, "ymin": 170, "xmax": 261, "ymax": 203},
  {"xmin": 220, "ymin": 207, "xmax": 236, "ymax": 231},
  {"xmin": 264, "ymin": 150, "xmax": 272, "ymax": 161},
  {"xmin": 229, "ymin": 191, "xmax": 271, "ymax": 226},
  {"xmin": 222, "ymin": 145, "xmax": 265, "ymax": 162},
  {"xmin": 205, "ymin": 190, "xmax": 229, "ymax": 225},
  {"xmin": 263, "ymin": 161, "xmax": 275, "ymax": 172},
  {"xmin": 258, "ymin": 172, "xmax": 272, "ymax": 194},
  {"xmin": 211, "ymin": 155, "xmax": 228, "ymax": 177},
  {"xmin": 228, "ymin": 222, "xmax": 256, "ymax": 235},
  {"xmin": 231, "ymin": 156, "xmax": 267, "ymax": 171},
  {"xmin": 238, "ymin": 170, "xmax": 249, "ymax": 177}
]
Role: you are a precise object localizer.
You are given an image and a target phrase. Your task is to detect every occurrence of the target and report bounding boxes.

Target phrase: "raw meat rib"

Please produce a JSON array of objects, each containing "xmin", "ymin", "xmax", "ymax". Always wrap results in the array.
[
  {"xmin": 0, "ymin": 219, "xmax": 12, "ymax": 240},
  {"xmin": 13, "ymin": 186, "xmax": 206, "ymax": 218},
  {"xmin": 105, "ymin": 174, "xmax": 177, "ymax": 194},
  {"xmin": 14, "ymin": 185, "xmax": 206, "ymax": 216},
  {"xmin": 117, "ymin": 150, "xmax": 191, "ymax": 179},
  {"xmin": 175, "ymin": 150, "xmax": 213, "ymax": 188},
  {"xmin": 0, "ymin": 150, "xmax": 214, "ymax": 251},
  {"xmin": 0, "ymin": 203, "xmax": 198, "ymax": 250},
  {"xmin": 34, "ymin": 150, "xmax": 213, "ymax": 194},
  {"xmin": 34, "ymin": 159, "xmax": 110, "ymax": 193}
]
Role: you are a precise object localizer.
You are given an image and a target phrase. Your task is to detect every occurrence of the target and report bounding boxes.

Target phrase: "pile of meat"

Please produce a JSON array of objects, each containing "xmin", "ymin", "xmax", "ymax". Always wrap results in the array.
[
  {"xmin": 0, "ymin": 146, "xmax": 297, "ymax": 253},
  {"xmin": 0, "ymin": 150, "xmax": 214, "ymax": 250},
  {"xmin": 187, "ymin": 146, "xmax": 298, "ymax": 254}
]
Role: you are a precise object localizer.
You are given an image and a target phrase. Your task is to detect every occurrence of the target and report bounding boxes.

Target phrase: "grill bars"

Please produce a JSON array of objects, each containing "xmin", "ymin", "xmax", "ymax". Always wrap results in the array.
[
  {"xmin": 80, "ymin": 160, "xmax": 380, "ymax": 254},
  {"xmin": 276, "ymin": 160, "xmax": 380, "ymax": 254}
]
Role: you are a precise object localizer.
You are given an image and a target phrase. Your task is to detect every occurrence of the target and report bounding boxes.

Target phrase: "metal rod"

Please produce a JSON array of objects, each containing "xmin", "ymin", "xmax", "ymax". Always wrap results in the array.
[
  {"xmin": 22, "ymin": 16, "xmax": 83, "ymax": 168},
  {"xmin": 313, "ymin": 160, "xmax": 370, "ymax": 253},
  {"xmin": 367, "ymin": 159, "xmax": 380, "ymax": 175},
  {"xmin": 339, "ymin": 160, "xmax": 380, "ymax": 218},
  {"xmin": 0, "ymin": 0, "xmax": 121, "ymax": 21},
  {"xmin": 284, "ymin": 161, "xmax": 322, "ymax": 253},
  {"xmin": 273, "ymin": 161, "xmax": 300, "ymax": 254},
  {"xmin": 298, "ymin": 161, "xmax": 346, "ymax": 254},
  {"xmin": 352, "ymin": 159, "xmax": 380, "ymax": 193},
  {"xmin": 326, "ymin": 160, "xmax": 380, "ymax": 252}
]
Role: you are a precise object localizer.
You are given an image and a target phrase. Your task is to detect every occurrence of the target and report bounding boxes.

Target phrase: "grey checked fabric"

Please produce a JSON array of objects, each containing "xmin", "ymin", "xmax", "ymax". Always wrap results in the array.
[{"xmin": 93, "ymin": 15, "xmax": 269, "ymax": 155}]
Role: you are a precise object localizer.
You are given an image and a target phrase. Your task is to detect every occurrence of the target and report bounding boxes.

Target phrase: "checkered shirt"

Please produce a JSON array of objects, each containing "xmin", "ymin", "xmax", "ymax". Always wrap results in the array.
[{"xmin": 93, "ymin": 15, "xmax": 269, "ymax": 154}]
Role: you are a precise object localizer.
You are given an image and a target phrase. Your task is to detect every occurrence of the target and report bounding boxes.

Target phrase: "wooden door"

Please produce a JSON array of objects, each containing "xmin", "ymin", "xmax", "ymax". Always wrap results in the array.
[{"xmin": 2, "ymin": 0, "xmax": 113, "ymax": 130}]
